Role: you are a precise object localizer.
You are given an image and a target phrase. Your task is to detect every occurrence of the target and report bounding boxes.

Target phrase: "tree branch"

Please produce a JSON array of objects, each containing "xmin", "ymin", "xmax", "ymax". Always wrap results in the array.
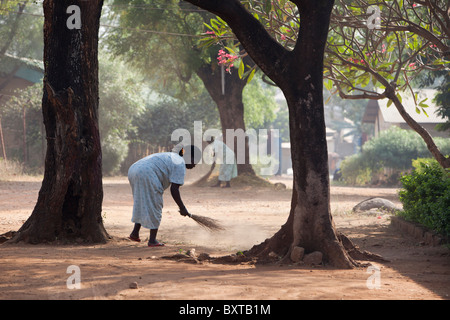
[{"xmin": 183, "ymin": 0, "xmax": 289, "ymax": 84}]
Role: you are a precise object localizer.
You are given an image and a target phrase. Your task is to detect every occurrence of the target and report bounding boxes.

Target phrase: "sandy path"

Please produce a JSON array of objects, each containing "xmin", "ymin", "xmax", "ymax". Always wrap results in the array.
[{"xmin": 0, "ymin": 176, "xmax": 449, "ymax": 300}]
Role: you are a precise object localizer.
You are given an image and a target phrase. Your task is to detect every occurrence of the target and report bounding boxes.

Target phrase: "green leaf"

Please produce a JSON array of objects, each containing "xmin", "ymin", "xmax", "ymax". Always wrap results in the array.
[
  {"xmin": 224, "ymin": 46, "xmax": 237, "ymax": 54},
  {"xmin": 210, "ymin": 19, "xmax": 219, "ymax": 31},
  {"xmin": 203, "ymin": 22, "xmax": 214, "ymax": 32},
  {"xmin": 418, "ymin": 98, "xmax": 428, "ymax": 108},
  {"xmin": 216, "ymin": 16, "xmax": 227, "ymax": 26},
  {"xmin": 387, "ymin": 99, "xmax": 393, "ymax": 108},
  {"xmin": 396, "ymin": 93, "xmax": 402, "ymax": 103},
  {"xmin": 238, "ymin": 60, "xmax": 245, "ymax": 79},
  {"xmin": 324, "ymin": 79, "xmax": 333, "ymax": 91},
  {"xmin": 246, "ymin": 69, "xmax": 256, "ymax": 84}
]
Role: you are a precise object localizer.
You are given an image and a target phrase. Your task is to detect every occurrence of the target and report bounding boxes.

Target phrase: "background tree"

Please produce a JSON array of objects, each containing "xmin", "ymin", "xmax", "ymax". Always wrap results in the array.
[
  {"xmin": 2, "ymin": 82, "xmax": 44, "ymax": 169},
  {"xmin": 0, "ymin": 0, "xmax": 44, "ymax": 162},
  {"xmin": 204, "ymin": 0, "xmax": 450, "ymax": 168},
  {"xmin": 432, "ymin": 73, "xmax": 450, "ymax": 132},
  {"xmin": 12, "ymin": 0, "xmax": 108, "ymax": 244},
  {"xmin": 185, "ymin": 0, "xmax": 369, "ymax": 268},
  {"xmin": 105, "ymin": 0, "xmax": 277, "ymax": 175},
  {"xmin": 98, "ymin": 54, "xmax": 145, "ymax": 175},
  {"xmin": 326, "ymin": 0, "xmax": 450, "ymax": 168}
]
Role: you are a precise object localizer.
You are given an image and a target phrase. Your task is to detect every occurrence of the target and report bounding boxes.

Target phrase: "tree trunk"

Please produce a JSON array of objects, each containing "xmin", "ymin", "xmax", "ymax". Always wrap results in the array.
[
  {"xmin": 267, "ymin": 1, "xmax": 355, "ymax": 267},
  {"xmin": 12, "ymin": 0, "xmax": 108, "ymax": 244},
  {"xmin": 0, "ymin": 115, "xmax": 7, "ymax": 162},
  {"xmin": 196, "ymin": 63, "xmax": 255, "ymax": 175}
]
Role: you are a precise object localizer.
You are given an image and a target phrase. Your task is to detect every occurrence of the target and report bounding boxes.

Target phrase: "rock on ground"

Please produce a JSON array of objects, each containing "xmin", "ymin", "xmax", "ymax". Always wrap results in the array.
[
  {"xmin": 303, "ymin": 251, "xmax": 323, "ymax": 265},
  {"xmin": 352, "ymin": 197, "xmax": 400, "ymax": 213}
]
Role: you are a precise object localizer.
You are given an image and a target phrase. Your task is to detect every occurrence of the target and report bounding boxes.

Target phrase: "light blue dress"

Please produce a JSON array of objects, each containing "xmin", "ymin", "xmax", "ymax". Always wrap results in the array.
[
  {"xmin": 213, "ymin": 139, "xmax": 238, "ymax": 182},
  {"xmin": 128, "ymin": 152, "xmax": 186, "ymax": 229}
]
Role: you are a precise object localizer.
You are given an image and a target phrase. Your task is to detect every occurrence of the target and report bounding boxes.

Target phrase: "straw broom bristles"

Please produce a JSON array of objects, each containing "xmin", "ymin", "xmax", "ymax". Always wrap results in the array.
[{"xmin": 188, "ymin": 213, "xmax": 224, "ymax": 231}]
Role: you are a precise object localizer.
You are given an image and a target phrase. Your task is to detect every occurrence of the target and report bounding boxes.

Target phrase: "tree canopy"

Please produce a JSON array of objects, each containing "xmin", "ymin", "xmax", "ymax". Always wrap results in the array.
[{"xmin": 198, "ymin": 0, "xmax": 450, "ymax": 167}]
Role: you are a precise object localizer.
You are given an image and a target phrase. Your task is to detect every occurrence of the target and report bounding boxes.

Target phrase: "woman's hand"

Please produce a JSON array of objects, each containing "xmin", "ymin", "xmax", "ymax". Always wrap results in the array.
[{"xmin": 179, "ymin": 206, "xmax": 190, "ymax": 217}]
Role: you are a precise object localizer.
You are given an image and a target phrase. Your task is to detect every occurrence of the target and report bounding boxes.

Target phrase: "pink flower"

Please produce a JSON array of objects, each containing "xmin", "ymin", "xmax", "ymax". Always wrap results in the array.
[
  {"xmin": 381, "ymin": 44, "xmax": 386, "ymax": 53},
  {"xmin": 281, "ymin": 34, "xmax": 286, "ymax": 40}
]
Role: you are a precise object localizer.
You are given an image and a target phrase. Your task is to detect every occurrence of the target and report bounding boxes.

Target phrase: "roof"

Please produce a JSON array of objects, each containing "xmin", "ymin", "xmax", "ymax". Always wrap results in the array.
[
  {"xmin": 0, "ymin": 54, "xmax": 44, "ymax": 84},
  {"xmin": 363, "ymin": 89, "xmax": 445, "ymax": 124}
]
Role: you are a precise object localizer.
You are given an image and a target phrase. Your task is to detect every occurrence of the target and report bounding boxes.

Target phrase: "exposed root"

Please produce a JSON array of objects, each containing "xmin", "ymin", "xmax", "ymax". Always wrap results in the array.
[{"xmin": 337, "ymin": 231, "xmax": 390, "ymax": 263}]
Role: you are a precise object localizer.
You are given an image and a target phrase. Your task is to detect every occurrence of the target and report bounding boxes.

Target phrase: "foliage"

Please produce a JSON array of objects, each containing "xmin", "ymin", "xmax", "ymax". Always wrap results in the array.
[
  {"xmin": 1, "ymin": 82, "xmax": 43, "ymax": 169},
  {"xmin": 98, "ymin": 54, "xmax": 145, "ymax": 175},
  {"xmin": 434, "ymin": 73, "xmax": 450, "ymax": 132},
  {"xmin": 201, "ymin": 1, "xmax": 449, "ymax": 103},
  {"xmin": 340, "ymin": 153, "xmax": 375, "ymax": 185},
  {"xmin": 0, "ymin": 1, "xmax": 43, "ymax": 59},
  {"xmin": 200, "ymin": 0, "xmax": 450, "ymax": 167},
  {"xmin": 398, "ymin": 158, "xmax": 450, "ymax": 238},
  {"xmin": 133, "ymin": 90, "xmax": 219, "ymax": 149},
  {"xmin": 243, "ymin": 75, "xmax": 277, "ymax": 129},
  {"xmin": 326, "ymin": 0, "xmax": 449, "ymax": 106},
  {"xmin": 340, "ymin": 127, "xmax": 450, "ymax": 185},
  {"xmin": 105, "ymin": 0, "xmax": 213, "ymax": 98}
]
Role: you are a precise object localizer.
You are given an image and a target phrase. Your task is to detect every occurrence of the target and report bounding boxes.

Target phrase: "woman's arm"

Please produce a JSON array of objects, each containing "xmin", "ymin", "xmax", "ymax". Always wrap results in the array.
[{"xmin": 170, "ymin": 183, "xmax": 189, "ymax": 216}]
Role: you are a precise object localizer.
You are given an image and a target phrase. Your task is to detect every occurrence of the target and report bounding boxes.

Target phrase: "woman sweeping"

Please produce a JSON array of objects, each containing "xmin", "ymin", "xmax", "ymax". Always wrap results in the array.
[
  {"xmin": 209, "ymin": 137, "xmax": 238, "ymax": 188},
  {"xmin": 128, "ymin": 145, "xmax": 200, "ymax": 247}
]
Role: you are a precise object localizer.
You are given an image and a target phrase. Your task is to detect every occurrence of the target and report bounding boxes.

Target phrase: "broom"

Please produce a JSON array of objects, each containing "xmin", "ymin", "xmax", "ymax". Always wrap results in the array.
[{"xmin": 186, "ymin": 212, "xmax": 224, "ymax": 231}]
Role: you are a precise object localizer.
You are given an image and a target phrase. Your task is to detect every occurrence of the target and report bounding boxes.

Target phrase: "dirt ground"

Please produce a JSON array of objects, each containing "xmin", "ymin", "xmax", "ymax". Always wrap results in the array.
[{"xmin": 0, "ymin": 172, "xmax": 449, "ymax": 300}]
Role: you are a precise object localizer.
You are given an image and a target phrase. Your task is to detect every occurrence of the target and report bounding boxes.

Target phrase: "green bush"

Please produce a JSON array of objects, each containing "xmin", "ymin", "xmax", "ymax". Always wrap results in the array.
[
  {"xmin": 363, "ymin": 127, "xmax": 450, "ymax": 170},
  {"xmin": 339, "ymin": 127, "xmax": 450, "ymax": 186},
  {"xmin": 340, "ymin": 153, "xmax": 374, "ymax": 185},
  {"xmin": 398, "ymin": 158, "xmax": 450, "ymax": 238}
]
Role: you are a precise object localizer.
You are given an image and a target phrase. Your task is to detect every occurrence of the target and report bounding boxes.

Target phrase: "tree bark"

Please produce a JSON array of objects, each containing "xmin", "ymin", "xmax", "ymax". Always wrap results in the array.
[
  {"xmin": 12, "ymin": 0, "xmax": 108, "ymax": 244},
  {"xmin": 186, "ymin": 0, "xmax": 362, "ymax": 268}
]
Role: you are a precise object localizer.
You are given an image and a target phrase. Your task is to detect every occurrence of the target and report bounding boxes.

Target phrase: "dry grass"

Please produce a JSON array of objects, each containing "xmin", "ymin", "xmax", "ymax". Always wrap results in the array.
[{"xmin": 0, "ymin": 159, "xmax": 24, "ymax": 180}]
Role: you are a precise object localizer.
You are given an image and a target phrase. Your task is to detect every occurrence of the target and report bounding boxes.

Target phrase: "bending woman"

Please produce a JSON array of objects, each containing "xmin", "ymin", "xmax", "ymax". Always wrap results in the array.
[{"xmin": 127, "ymin": 145, "xmax": 200, "ymax": 247}]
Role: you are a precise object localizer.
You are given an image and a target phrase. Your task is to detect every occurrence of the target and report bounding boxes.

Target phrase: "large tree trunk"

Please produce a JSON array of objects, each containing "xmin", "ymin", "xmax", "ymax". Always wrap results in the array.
[
  {"xmin": 12, "ymin": 0, "xmax": 108, "ymax": 244},
  {"xmin": 196, "ymin": 63, "xmax": 255, "ymax": 175}
]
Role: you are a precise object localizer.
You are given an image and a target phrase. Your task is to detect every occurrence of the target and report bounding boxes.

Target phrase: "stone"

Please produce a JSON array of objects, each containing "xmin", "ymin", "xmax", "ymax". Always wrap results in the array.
[
  {"xmin": 352, "ymin": 198, "xmax": 400, "ymax": 213},
  {"xmin": 290, "ymin": 246, "xmax": 305, "ymax": 262},
  {"xmin": 187, "ymin": 249, "xmax": 197, "ymax": 258},
  {"xmin": 268, "ymin": 251, "xmax": 279, "ymax": 260},
  {"xmin": 129, "ymin": 282, "xmax": 138, "ymax": 289},
  {"xmin": 303, "ymin": 251, "xmax": 323, "ymax": 265},
  {"xmin": 274, "ymin": 182, "xmax": 286, "ymax": 190}
]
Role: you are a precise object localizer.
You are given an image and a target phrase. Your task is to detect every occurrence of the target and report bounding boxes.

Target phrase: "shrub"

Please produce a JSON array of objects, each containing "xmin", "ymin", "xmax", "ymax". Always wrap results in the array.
[
  {"xmin": 339, "ymin": 127, "xmax": 450, "ymax": 186},
  {"xmin": 398, "ymin": 158, "xmax": 450, "ymax": 238},
  {"xmin": 340, "ymin": 153, "xmax": 374, "ymax": 185}
]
